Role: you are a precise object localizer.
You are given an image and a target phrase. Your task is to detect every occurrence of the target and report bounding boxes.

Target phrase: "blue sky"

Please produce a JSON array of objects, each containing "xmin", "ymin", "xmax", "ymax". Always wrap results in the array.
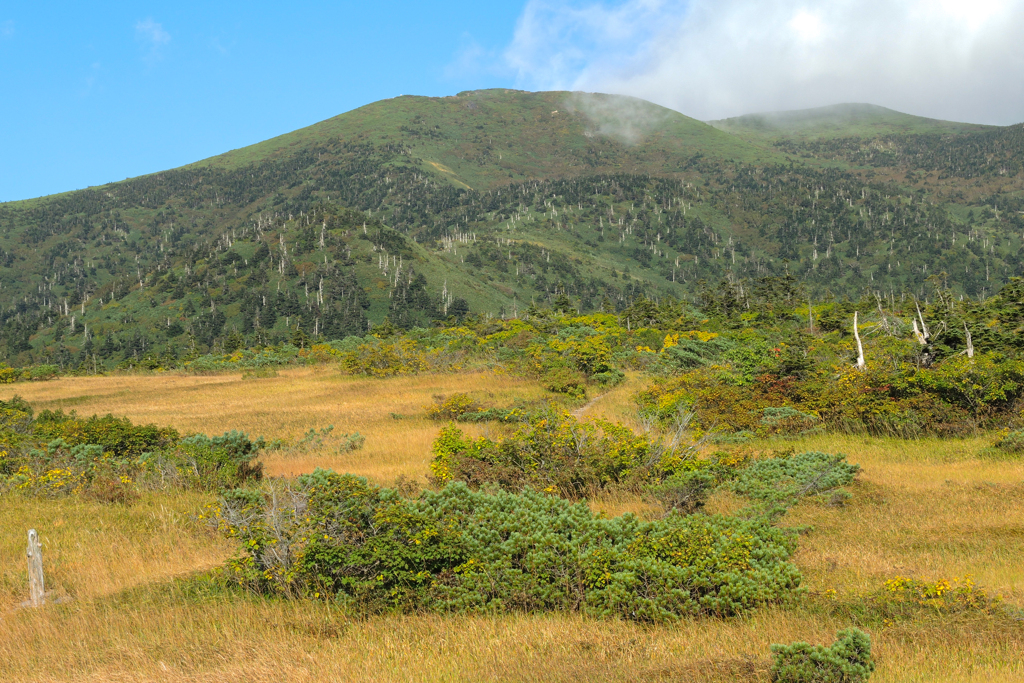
[
  {"xmin": 4, "ymin": 1, "xmax": 1021, "ymax": 202},
  {"xmin": 0, "ymin": 2, "xmax": 524, "ymax": 202}
]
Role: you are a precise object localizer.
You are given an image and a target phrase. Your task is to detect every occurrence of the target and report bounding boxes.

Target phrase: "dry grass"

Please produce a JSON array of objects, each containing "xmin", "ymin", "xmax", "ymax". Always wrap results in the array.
[
  {"xmin": 0, "ymin": 493, "xmax": 233, "ymax": 605},
  {"xmin": 780, "ymin": 434, "xmax": 1024, "ymax": 601},
  {"xmin": 1, "ymin": 368, "xmax": 548, "ymax": 485},
  {"xmin": 2, "ymin": 370, "xmax": 1024, "ymax": 682},
  {"xmin": 2, "ymin": 583, "xmax": 1020, "ymax": 682}
]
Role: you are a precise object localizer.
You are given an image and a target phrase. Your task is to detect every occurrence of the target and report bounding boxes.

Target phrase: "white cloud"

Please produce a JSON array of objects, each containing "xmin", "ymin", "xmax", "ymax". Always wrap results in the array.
[
  {"xmin": 444, "ymin": 35, "xmax": 492, "ymax": 80},
  {"xmin": 135, "ymin": 18, "xmax": 170, "ymax": 58},
  {"xmin": 504, "ymin": 0, "xmax": 1024, "ymax": 124}
]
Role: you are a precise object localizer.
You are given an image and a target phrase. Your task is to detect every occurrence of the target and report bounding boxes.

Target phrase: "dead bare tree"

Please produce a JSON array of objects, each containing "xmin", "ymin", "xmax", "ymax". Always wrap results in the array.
[
  {"xmin": 964, "ymin": 322, "xmax": 974, "ymax": 359},
  {"xmin": 853, "ymin": 312, "xmax": 866, "ymax": 370}
]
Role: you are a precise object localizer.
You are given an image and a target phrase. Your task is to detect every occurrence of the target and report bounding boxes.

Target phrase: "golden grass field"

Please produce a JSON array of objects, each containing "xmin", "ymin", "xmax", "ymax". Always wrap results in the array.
[{"xmin": 2, "ymin": 368, "xmax": 1023, "ymax": 682}]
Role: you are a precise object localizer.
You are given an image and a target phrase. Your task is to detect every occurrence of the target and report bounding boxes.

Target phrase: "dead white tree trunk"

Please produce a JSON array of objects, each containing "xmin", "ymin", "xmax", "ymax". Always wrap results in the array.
[
  {"xmin": 912, "ymin": 319, "xmax": 927, "ymax": 345},
  {"xmin": 27, "ymin": 529, "xmax": 45, "ymax": 607},
  {"xmin": 964, "ymin": 322, "xmax": 974, "ymax": 359},
  {"xmin": 853, "ymin": 312, "xmax": 866, "ymax": 370},
  {"xmin": 915, "ymin": 302, "xmax": 930, "ymax": 341}
]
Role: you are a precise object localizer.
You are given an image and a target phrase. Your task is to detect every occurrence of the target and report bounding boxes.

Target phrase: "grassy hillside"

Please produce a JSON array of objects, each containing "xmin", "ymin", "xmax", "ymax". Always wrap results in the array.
[
  {"xmin": 707, "ymin": 103, "xmax": 994, "ymax": 140},
  {"xmin": 199, "ymin": 89, "xmax": 774, "ymax": 189},
  {"xmin": 710, "ymin": 103, "xmax": 1024, "ymax": 183},
  {"xmin": 0, "ymin": 89, "xmax": 1022, "ymax": 370}
]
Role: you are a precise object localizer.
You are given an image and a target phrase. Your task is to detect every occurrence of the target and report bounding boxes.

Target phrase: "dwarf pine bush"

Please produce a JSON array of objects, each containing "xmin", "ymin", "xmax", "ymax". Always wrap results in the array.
[
  {"xmin": 1, "ymin": 398, "xmax": 264, "ymax": 496},
  {"xmin": 993, "ymin": 429, "xmax": 1024, "ymax": 454},
  {"xmin": 218, "ymin": 471, "xmax": 803, "ymax": 622},
  {"xmin": 338, "ymin": 432, "xmax": 365, "ymax": 453},
  {"xmin": 770, "ymin": 628, "xmax": 874, "ymax": 682},
  {"xmin": 428, "ymin": 410, "xmax": 679, "ymax": 496},
  {"xmin": 730, "ymin": 452, "xmax": 860, "ymax": 512}
]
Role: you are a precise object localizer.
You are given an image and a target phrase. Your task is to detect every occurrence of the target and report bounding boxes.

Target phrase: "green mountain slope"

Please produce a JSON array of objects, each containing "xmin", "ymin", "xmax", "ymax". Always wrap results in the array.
[
  {"xmin": 198, "ymin": 89, "xmax": 775, "ymax": 189},
  {"xmin": 707, "ymin": 103, "xmax": 993, "ymax": 140},
  {"xmin": 0, "ymin": 89, "xmax": 1022, "ymax": 370}
]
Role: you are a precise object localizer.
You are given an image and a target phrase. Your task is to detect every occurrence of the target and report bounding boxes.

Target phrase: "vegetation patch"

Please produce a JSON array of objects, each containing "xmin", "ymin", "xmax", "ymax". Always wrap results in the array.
[
  {"xmin": 770, "ymin": 628, "xmax": 874, "ymax": 683},
  {"xmin": 216, "ymin": 471, "xmax": 803, "ymax": 622},
  {"xmin": 729, "ymin": 451, "xmax": 861, "ymax": 513},
  {"xmin": 0, "ymin": 397, "xmax": 264, "ymax": 497},
  {"xmin": 428, "ymin": 410, "xmax": 689, "ymax": 497}
]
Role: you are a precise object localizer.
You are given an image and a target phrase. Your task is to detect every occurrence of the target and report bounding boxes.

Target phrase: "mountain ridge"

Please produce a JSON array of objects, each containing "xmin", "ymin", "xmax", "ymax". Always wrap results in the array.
[
  {"xmin": 0, "ymin": 88, "xmax": 1021, "ymax": 369},
  {"xmin": 707, "ymin": 102, "xmax": 996, "ymax": 140}
]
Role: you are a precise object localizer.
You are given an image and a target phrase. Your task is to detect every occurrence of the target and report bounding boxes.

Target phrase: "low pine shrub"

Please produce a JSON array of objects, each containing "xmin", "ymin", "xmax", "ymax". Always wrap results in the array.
[
  {"xmin": 296, "ymin": 426, "xmax": 334, "ymax": 451},
  {"xmin": 770, "ymin": 628, "xmax": 874, "ymax": 682},
  {"xmin": 761, "ymin": 407, "xmax": 820, "ymax": 437},
  {"xmin": 456, "ymin": 407, "xmax": 530, "ymax": 423},
  {"xmin": 993, "ymin": 429, "xmax": 1024, "ymax": 454},
  {"xmin": 730, "ymin": 451, "xmax": 860, "ymax": 513},
  {"xmin": 217, "ymin": 471, "xmax": 803, "ymax": 622},
  {"xmin": 1, "ymin": 401, "xmax": 264, "ymax": 497},
  {"xmin": 429, "ymin": 411, "xmax": 685, "ymax": 497},
  {"xmin": 338, "ymin": 432, "xmax": 365, "ymax": 453},
  {"xmin": 592, "ymin": 368, "xmax": 625, "ymax": 386},
  {"xmin": 169, "ymin": 430, "xmax": 265, "ymax": 490},
  {"xmin": 33, "ymin": 409, "xmax": 178, "ymax": 459},
  {"xmin": 644, "ymin": 452, "xmax": 745, "ymax": 514},
  {"xmin": 541, "ymin": 366, "xmax": 587, "ymax": 398}
]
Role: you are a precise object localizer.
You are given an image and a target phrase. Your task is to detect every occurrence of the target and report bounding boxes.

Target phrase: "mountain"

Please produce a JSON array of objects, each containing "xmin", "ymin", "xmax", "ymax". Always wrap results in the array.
[
  {"xmin": 707, "ymin": 103, "xmax": 994, "ymax": 140},
  {"xmin": 0, "ymin": 90, "xmax": 1022, "ymax": 369},
  {"xmin": 195, "ymin": 89, "xmax": 774, "ymax": 188},
  {"xmin": 709, "ymin": 103, "xmax": 1024, "ymax": 183}
]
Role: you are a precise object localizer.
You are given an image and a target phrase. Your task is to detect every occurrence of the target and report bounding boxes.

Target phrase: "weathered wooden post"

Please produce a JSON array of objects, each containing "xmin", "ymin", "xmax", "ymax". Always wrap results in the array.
[{"xmin": 27, "ymin": 529, "xmax": 45, "ymax": 607}]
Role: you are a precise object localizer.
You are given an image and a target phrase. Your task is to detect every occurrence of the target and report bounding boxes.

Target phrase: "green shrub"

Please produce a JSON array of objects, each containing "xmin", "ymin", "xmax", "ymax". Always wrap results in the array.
[
  {"xmin": 770, "ymin": 628, "xmax": 874, "ymax": 682},
  {"xmin": 761, "ymin": 407, "xmax": 819, "ymax": 436},
  {"xmin": 26, "ymin": 364, "xmax": 60, "ymax": 381},
  {"xmin": 0, "ymin": 395, "xmax": 34, "ymax": 441},
  {"xmin": 296, "ymin": 426, "xmax": 334, "ymax": 451},
  {"xmin": 592, "ymin": 369, "xmax": 625, "ymax": 386},
  {"xmin": 541, "ymin": 366, "xmax": 587, "ymax": 398},
  {"xmin": 426, "ymin": 393, "xmax": 478, "ymax": 420},
  {"xmin": 456, "ymin": 407, "xmax": 530, "ymax": 423},
  {"xmin": 645, "ymin": 468, "xmax": 718, "ymax": 514},
  {"xmin": 429, "ymin": 411, "xmax": 685, "ymax": 497},
  {"xmin": 658, "ymin": 336, "xmax": 731, "ymax": 370},
  {"xmin": 730, "ymin": 452, "xmax": 860, "ymax": 512},
  {"xmin": 338, "ymin": 432, "xmax": 365, "ymax": 453},
  {"xmin": 218, "ymin": 472, "xmax": 803, "ymax": 622},
  {"xmin": 32, "ymin": 410, "xmax": 178, "ymax": 459},
  {"xmin": 1, "ymin": 403, "xmax": 264, "ymax": 496},
  {"xmin": 994, "ymin": 429, "xmax": 1024, "ymax": 454},
  {"xmin": 171, "ymin": 430, "xmax": 265, "ymax": 490}
]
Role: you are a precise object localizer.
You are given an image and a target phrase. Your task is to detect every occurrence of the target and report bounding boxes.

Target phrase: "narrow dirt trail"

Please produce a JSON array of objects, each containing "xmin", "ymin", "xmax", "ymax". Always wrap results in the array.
[
  {"xmin": 570, "ymin": 373, "xmax": 643, "ymax": 423},
  {"xmin": 571, "ymin": 392, "xmax": 609, "ymax": 419}
]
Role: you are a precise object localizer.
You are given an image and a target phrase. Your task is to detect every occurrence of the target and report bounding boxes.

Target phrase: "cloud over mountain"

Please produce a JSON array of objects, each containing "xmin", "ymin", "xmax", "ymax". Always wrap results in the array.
[{"xmin": 504, "ymin": 0, "xmax": 1024, "ymax": 124}]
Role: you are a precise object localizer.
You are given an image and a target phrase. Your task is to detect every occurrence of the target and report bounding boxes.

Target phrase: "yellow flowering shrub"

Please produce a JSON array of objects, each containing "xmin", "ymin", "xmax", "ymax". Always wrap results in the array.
[{"xmin": 880, "ymin": 575, "xmax": 1000, "ymax": 615}]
